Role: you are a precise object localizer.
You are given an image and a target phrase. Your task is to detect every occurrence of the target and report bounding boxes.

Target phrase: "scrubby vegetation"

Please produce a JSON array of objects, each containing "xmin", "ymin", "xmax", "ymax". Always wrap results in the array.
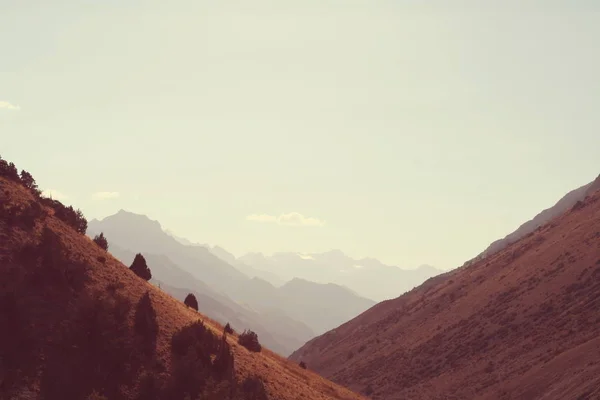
[
  {"xmin": 134, "ymin": 292, "xmax": 159, "ymax": 356},
  {"xmin": 130, "ymin": 253, "xmax": 152, "ymax": 281},
  {"xmin": 238, "ymin": 330, "xmax": 262, "ymax": 353},
  {"xmin": 0, "ymin": 154, "xmax": 87, "ymax": 234},
  {"xmin": 224, "ymin": 322, "xmax": 234, "ymax": 334},
  {"xmin": 93, "ymin": 232, "xmax": 109, "ymax": 251},
  {"xmin": 184, "ymin": 293, "xmax": 199, "ymax": 311},
  {"xmin": 299, "ymin": 361, "xmax": 307, "ymax": 369}
]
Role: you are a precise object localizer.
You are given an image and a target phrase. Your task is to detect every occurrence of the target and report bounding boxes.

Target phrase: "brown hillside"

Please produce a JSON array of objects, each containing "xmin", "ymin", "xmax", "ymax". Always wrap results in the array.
[
  {"xmin": 469, "ymin": 174, "xmax": 600, "ymax": 265},
  {"xmin": 290, "ymin": 186, "xmax": 600, "ymax": 399},
  {"xmin": 0, "ymin": 173, "xmax": 363, "ymax": 400}
]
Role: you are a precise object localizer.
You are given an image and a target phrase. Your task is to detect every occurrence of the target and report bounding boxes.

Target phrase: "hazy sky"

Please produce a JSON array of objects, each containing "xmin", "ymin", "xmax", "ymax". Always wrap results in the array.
[{"xmin": 2, "ymin": 1, "xmax": 599, "ymax": 270}]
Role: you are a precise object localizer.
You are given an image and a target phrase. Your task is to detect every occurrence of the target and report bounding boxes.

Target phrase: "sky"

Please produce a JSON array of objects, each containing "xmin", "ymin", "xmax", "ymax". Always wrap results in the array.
[{"xmin": 1, "ymin": 1, "xmax": 599, "ymax": 270}]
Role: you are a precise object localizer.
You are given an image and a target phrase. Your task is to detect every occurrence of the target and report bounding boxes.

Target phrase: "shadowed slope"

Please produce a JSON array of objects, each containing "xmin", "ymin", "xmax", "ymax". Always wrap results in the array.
[
  {"xmin": 0, "ymin": 175, "xmax": 363, "ymax": 400},
  {"xmin": 291, "ymin": 185, "xmax": 600, "ymax": 399}
]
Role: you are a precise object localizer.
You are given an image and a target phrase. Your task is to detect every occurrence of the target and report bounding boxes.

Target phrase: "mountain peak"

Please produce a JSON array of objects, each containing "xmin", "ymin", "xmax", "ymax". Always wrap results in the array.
[{"xmin": 100, "ymin": 210, "xmax": 163, "ymax": 231}]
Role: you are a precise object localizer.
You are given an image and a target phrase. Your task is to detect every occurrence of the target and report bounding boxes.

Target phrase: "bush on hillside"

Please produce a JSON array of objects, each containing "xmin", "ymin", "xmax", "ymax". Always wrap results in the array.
[
  {"xmin": 299, "ymin": 361, "xmax": 307, "ymax": 369},
  {"xmin": 27, "ymin": 227, "xmax": 90, "ymax": 291},
  {"xmin": 167, "ymin": 321, "xmax": 228, "ymax": 399},
  {"xmin": 238, "ymin": 330, "xmax": 261, "ymax": 353},
  {"xmin": 184, "ymin": 293, "xmax": 199, "ymax": 311},
  {"xmin": 134, "ymin": 292, "xmax": 159, "ymax": 356},
  {"xmin": 0, "ymin": 200, "xmax": 45, "ymax": 230},
  {"xmin": 0, "ymin": 156, "xmax": 19, "ymax": 181},
  {"xmin": 240, "ymin": 376, "xmax": 269, "ymax": 400},
  {"xmin": 130, "ymin": 253, "xmax": 152, "ymax": 281},
  {"xmin": 19, "ymin": 170, "xmax": 40, "ymax": 196},
  {"xmin": 93, "ymin": 232, "xmax": 109, "ymax": 251},
  {"xmin": 224, "ymin": 323, "xmax": 234, "ymax": 335},
  {"xmin": 41, "ymin": 197, "xmax": 88, "ymax": 234}
]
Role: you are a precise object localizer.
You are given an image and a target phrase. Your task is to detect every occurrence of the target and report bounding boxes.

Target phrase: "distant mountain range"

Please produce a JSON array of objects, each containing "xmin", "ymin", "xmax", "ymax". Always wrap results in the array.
[
  {"xmin": 87, "ymin": 211, "xmax": 383, "ymax": 354},
  {"xmin": 238, "ymin": 251, "xmax": 442, "ymax": 302},
  {"xmin": 165, "ymin": 225, "xmax": 442, "ymax": 302}
]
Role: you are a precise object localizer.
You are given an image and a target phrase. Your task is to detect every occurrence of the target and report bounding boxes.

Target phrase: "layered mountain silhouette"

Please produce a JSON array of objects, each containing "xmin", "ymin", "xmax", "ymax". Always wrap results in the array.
[
  {"xmin": 290, "ymin": 179, "xmax": 600, "ymax": 399},
  {"xmin": 88, "ymin": 211, "xmax": 374, "ymax": 354},
  {"xmin": 106, "ymin": 243, "xmax": 312, "ymax": 355},
  {"xmin": 239, "ymin": 251, "xmax": 442, "ymax": 301},
  {"xmin": 0, "ymin": 171, "xmax": 364, "ymax": 400}
]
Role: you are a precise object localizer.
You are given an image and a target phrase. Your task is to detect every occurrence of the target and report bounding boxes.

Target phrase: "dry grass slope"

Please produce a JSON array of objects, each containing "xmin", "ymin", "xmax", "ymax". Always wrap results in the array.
[
  {"xmin": 0, "ymin": 176, "xmax": 363, "ymax": 400},
  {"xmin": 291, "ymin": 187, "xmax": 600, "ymax": 400}
]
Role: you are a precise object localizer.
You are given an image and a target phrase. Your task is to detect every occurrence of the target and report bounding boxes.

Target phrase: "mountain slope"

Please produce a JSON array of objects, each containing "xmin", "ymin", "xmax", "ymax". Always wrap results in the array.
[
  {"xmin": 470, "ymin": 173, "xmax": 600, "ymax": 264},
  {"xmin": 0, "ymin": 173, "xmax": 363, "ymax": 400},
  {"xmin": 278, "ymin": 278, "xmax": 375, "ymax": 335},
  {"xmin": 290, "ymin": 185, "xmax": 600, "ymax": 399}
]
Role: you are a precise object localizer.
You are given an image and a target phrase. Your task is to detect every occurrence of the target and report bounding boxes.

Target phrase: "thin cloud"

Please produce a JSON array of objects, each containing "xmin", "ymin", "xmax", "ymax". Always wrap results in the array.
[
  {"xmin": 246, "ymin": 212, "xmax": 325, "ymax": 227},
  {"xmin": 42, "ymin": 189, "xmax": 68, "ymax": 201},
  {"xmin": 0, "ymin": 101, "xmax": 21, "ymax": 111},
  {"xmin": 92, "ymin": 191, "xmax": 120, "ymax": 200}
]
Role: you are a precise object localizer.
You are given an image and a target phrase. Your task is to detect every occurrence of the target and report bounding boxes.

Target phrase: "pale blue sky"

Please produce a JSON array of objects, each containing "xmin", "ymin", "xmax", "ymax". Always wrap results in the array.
[{"xmin": 1, "ymin": 1, "xmax": 599, "ymax": 270}]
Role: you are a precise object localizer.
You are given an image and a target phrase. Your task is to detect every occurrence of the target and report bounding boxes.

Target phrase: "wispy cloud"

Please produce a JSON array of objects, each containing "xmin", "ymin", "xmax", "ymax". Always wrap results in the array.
[
  {"xmin": 92, "ymin": 191, "xmax": 120, "ymax": 200},
  {"xmin": 42, "ymin": 189, "xmax": 68, "ymax": 201},
  {"xmin": 246, "ymin": 212, "xmax": 325, "ymax": 227},
  {"xmin": 0, "ymin": 101, "xmax": 21, "ymax": 111}
]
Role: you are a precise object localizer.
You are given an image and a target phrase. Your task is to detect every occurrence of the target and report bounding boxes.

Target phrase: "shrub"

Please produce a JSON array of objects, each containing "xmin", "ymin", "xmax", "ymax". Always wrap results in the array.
[
  {"xmin": 130, "ymin": 253, "xmax": 152, "ymax": 281},
  {"xmin": 167, "ymin": 321, "xmax": 226, "ymax": 399},
  {"xmin": 238, "ymin": 330, "xmax": 261, "ymax": 353},
  {"xmin": 1, "ymin": 201, "xmax": 45, "ymax": 230},
  {"xmin": 134, "ymin": 292, "xmax": 159, "ymax": 356},
  {"xmin": 213, "ymin": 334, "xmax": 235, "ymax": 381},
  {"xmin": 44, "ymin": 198, "xmax": 88, "ymax": 234},
  {"xmin": 184, "ymin": 293, "xmax": 198, "ymax": 311},
  {"xmin": 240, "ymin": 376, "xmax": 268, "ymax": 400},
  {"xmin": 19, "ymin": 170, "xmax": 40, "ymax": 196},
  {"xmin": 93, "ymin": 232, "xmax": 109, "ymax": 251},
  {"xmin": 0, "ymin": 156, "xmax": 19, "ymax": 181},
  {"xmin": 299, "ymin": 361, "xmax": 307, "ymax": 369},
  {"xmin": 224, "ymin": 323, "xmax": 234, "ymax": 335}
]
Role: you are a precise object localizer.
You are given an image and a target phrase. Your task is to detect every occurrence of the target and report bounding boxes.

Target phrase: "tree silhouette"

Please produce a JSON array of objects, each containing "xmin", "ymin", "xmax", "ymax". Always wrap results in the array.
[
  {"xmin": 134, "ymin": 292, "xmax": 158, "ymax": 356},
  {"xmin": 93, "ymin": 232, "xmax": 109, "ymax": 251},
  {"xmin": 130, "ymin": 253, "xmax": 152, "ymax": 281},
  {"xmin": 19, "ymin": 170, "xmax": 40, "ymax": 195},
  {"xmin": 224, "ymin": 323, "xmax": 234, "ymax": 335},
  {"xmin": 184, "ymin": 293, "xmax": 198, "ymax": 311},
  {"xmin": 238, "ymin": 330, "xmax": 261, "ymax": 353},
  {"xmin": 0, "ymin": 157, "xmax": 19, "ymax": 181}
]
